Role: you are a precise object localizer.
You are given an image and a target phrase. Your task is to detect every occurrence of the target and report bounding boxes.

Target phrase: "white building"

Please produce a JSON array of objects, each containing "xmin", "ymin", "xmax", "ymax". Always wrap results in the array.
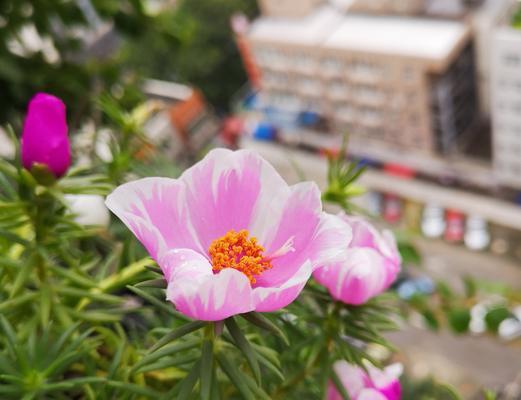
[{"xmin": 492, "ymin": 21, "xmax": 521, "ymax": 189}]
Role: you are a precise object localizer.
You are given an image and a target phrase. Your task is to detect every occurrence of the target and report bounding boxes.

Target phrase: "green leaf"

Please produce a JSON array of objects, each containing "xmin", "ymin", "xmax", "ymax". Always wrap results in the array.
[
  {"xmin": 176, "ymin": 360, "xmax": 201, "ymax": 400},
  {"xmin": 242, "ymin": 373, "xmax": 271, "ymax": 400},
  {"xmin": 105, "ymin": 380, "xmax": 161, "ymax": 397},
  {"xmin": 40, "ymin": 284, "xmax": 52, "ymax": 328},
  {"xmin": 0, "ymin": 229, "xmax": 30, "ymax": 247},
  {"xmin": 107, "ymin": 341, "xmax": 126, "ymax": 379},
  {"xmin": 67, "ymin": 309, "xmax": 123, "ymax": 323},
  {"xmin": 145, "ymin": 264, "xmax": 163, "ymax": 274},
  {"xmin": 97, "ymin": 257, "xmax": 154, "ymax": 292},
  {"xmin": 48, "ymin": 264, "xmax": 96, "ymax": 288},
  {"xmin": 127, "ymin": 285, "xmax": 189, "ymax": 320},
  {"xmin": 40, "ymin": 377, "xmax": 105, "ymax": 392},
  {"xmin": 483, "ymin": 389, "xmax": 497, "ymax": 400},
  {"xmin": 200, "ymin": 339, "xmax": 214, "ymax": 400},
  {"xmin": 135, "ymin": 278, "xmax": 167, "ymax": 288},
  {"xmin": 216, "ymin": 352, "xmax": 256, "ymax": 400},
  {"xmin": 149, "ymin": 321, "xmax": 207, "ymax": 353},
  {"xmin": 0, "ymin": 292, "xmax": 38, "ymax": 313},
  {"xmin": 421, "ymin": 309, "xmax": 439, "ymax": 331},
  {"xmin": 447, "ymin": 308, "xmax": 471, "ymax": 334},
  {"xmin": 56, "ymin": 287, "xmax": 124, "ymax": 305},
  {"xmin": 437, "ymin": 383, "xmax": 464, "ymax": 400},
  {"xmin": 225, "ymin": 317, "xmax": 261, "ymax": 384},
  {"xmin": 463, "ymin": 276, "xmax": 477, "ymax": 299},
  {"xmin": 485, "ymin": 307, "xmax": 511, "ymax": 333},
  {"xmin": 256, "ymin": 352, "xmax": 284, "ymax": 382},
  {"xmin": 134, "ymin": 355, "xmax": 198, "ymax": 374},
  {"xmin": 131, "ymin": 338, "xmax": 199, "ymax": 374},
  {"xmin": 241, "ymin": 312, "xmax": 289, "ymax": 345}
]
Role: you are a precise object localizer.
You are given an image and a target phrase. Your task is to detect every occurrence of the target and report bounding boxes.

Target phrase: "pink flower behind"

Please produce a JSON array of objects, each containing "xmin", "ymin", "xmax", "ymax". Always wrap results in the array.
[
  {"xmin": 21, "ymin": 93, "xmax": 70, "ymax": 177},
  {"xmin": 328, "ymin": 361, "xmax": 403, "ymax": 400},
  {"xmin": 313, "ymin": 214, "xmax": 401, "ymax": 305},
  {"xmin": 106, "ymin": 149, "xmax": 352, "ymax": 321}
]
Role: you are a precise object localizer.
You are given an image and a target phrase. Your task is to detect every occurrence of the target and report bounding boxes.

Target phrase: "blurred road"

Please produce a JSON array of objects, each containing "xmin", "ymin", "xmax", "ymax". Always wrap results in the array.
[
  {"xmin": 389, "ymin": 237, "xmax": 521, "ymax": 397},
  {"xmin": 241, "ymin": 139, "xmax": 521, "ymax": 396}
]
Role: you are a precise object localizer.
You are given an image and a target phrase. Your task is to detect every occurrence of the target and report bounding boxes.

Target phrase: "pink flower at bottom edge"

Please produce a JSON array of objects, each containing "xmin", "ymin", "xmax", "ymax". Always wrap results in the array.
[
  {"xmin": 105, "ymin": 148, "xmax": 352, "ymax": 321},
  {"xmin": 328, "ymin": 361, "xmax": 403, "ymax": 400},
  {"xmin": 313, "ymin": 214, "xmax": 401, "ymax": 305}
]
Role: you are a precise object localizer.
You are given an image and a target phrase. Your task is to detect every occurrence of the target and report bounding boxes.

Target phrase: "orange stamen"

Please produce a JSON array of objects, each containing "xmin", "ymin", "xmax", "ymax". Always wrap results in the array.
[{"xmin": 209, "ymin": 229, "xmax": 272, "ymax": 284}]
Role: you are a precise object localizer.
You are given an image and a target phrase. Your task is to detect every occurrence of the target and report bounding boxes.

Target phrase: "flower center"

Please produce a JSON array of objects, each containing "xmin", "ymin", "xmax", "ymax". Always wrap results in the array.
[{"xmin": 208, "ymin": 229, "xmax": 272, "ymax": 284}]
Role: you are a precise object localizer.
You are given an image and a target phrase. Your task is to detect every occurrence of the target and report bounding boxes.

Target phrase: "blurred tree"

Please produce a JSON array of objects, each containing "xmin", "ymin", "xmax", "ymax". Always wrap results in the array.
[
  {"xmin": 0, "ymin": 0, "xmax": 167, "ymax": 128},
  {"xmin": 127, "ymin": 0, "xmax": 259, "ymax": 112}
]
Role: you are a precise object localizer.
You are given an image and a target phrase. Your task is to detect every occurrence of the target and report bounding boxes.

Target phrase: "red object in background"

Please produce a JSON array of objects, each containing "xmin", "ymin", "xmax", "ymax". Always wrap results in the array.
[
  {"xmin": 383, "ymin": 194, "xmax": 402, "ymax": 224},
  {"xmin": 220, "ymin": 117, "xmax": 244, "ymax": 148},
  {"xmin": 383, "ymin": 163, "xmax": 416, "ymax": 179},
  {"xmin": 169, "ymin": 90, "xmax": 206, "ymax": 142},
  {"xmin": 445, "ymin": 209, "xmax": 465, "ymax": 242},
  {"xmin": 319, "ymin": 147, "xmax": 341, "ymax": 160},
  {"xmin": 231, "ymin": 14, "xmax": 262, "ymax": 90}
]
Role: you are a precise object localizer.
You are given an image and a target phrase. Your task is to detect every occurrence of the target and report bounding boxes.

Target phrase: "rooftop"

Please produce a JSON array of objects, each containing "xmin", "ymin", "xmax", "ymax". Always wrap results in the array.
[
  {"xmin": 324, "ymin": 15, "xmax": 468, "ymax": 60},
  {"xmin": 248, "ymin": 5, "xmax": 469, "ymax": 61},
  {"xmin": 248, "ymin": 6, "xmax": 343, "ymax": 46}
]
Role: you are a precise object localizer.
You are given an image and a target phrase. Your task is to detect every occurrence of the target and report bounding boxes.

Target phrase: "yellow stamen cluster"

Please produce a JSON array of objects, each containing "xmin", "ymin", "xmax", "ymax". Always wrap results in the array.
[{"xmin": 209, "ymin": 229, "xmax": 272, "ymax": 284}]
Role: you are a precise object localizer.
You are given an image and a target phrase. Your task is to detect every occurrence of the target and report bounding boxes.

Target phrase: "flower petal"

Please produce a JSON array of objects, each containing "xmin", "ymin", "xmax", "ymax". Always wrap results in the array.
[
  {"xmin": 308, "ymin": 212, "xmax": 352, "ymax": 267},
  {"xmin": 167, "ymin": 267, "xmax": 255, "ymax": 321},
  {"xmin": 180, "ymin": 148, "xmax": 289, "ymax": 250},
  {"xmin": 357, "ymin": 389, "xmax": 388, "ymax": 400},
  {"xmin": 160, "ymin": 248, "xmax": 211, "ymax": 282},
  {"xmin": 105, "ymin": 177, "xmax": 203, "ymax": 260},
  {"xmin": 252, "ymin": 261, "xmax": 312, "ymax": 312},
  {"xmin": 331, "ymin": 360, "xmax": 367, "ymax": 399},
  {"xmin": 367, "ymin": 363, "xmax": 403, "ymax": 400},
  {"xmin": 346, "ymin": 215, "xmax": 401, "ymax": 271},
  {"xmin": 313, "ymin": 248, "xmax": 387, "ymax": 305},
  {"xmin": 122, "ymin": 212, "xmax": 167, "ymax": 262},
  {"xmin": 255, "ymin": 182, "xmax": 323, "ymax": 287}
]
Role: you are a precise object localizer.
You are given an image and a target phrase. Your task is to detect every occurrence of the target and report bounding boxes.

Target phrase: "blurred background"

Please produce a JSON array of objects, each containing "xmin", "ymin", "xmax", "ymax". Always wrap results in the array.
[{"xmin": 1, "ymin": 0, "xmax": 521, "ymax": 398}]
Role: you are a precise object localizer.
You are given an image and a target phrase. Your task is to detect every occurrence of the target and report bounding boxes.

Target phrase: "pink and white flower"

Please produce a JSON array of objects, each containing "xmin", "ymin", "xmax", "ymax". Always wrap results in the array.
[
  {"xmin": 328, "ymin": 361, "xmax": 403, "ymax": 400},
  {"xmin": 106, "ymin": 149, "xmax": 351, "ymax": 321},
  {"xmin": 314, "ymin": 214, "xmax": 401, "ymax": 305}
]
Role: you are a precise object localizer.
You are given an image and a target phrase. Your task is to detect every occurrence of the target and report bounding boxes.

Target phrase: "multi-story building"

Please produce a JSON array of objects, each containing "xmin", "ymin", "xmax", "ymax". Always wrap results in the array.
[
  {"xmin": 347, "ymin": 0, "xmax": 424, "ymax": 15},
  {"xmin": 258, "ymin": 0, "xmax": 325, "ymax": 18},
  {"xmin": 246, "ymin": 2, "xmax": 478, "ymax": 154},
  {"xmin": 491, "ymin": 4, "xmax": 521, "ymax": 189}
]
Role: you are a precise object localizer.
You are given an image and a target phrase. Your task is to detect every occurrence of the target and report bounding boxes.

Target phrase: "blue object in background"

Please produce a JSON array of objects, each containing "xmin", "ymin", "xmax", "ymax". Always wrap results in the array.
[
  {"xmin": 297, "ymin": 111, "xmax": 320, "ymax": 127},
  {"xmin": 396, "ymin": 276, "xmax": 435, "ymax": 300},
  {"xmin": 515, "ymin": 192, "xmax": 521, "ymax": 206},
  {"xmin": 243, "ymin": 91, "xmax": 257, "ymax": 109},
  {"xmin": 253, "ymin": 123, "xmax": 277, "ymax": 141},
  {"xmin": 358, "ymin": 157, "xmax": 379, "ymax": 168}
]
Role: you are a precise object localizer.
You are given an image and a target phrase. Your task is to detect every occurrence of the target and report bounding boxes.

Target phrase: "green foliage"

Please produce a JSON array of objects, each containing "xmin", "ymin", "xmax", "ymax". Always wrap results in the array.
[
  {"xmin": 484, "ymin": 306, "xmax": 511, "ymax": 333},
  {"xmin": 401, "ymin": 376, "xmax": 463, "ymax": 400},
  {"xmin": 513, "ymin": 4, "xmax": 521, "ymax": 29},
  {"xmin": 0, "ymin": 0, "xmax": 168, "ymax": 126},
  {"xmin": 322, "ymin": 143, "xmax": 366, "ymax": 211},
  {"xmin": 127, "ymin": 0, "xmax": 259, "ymax": 110},
  {"xmin": 0, "ymin": 100, "xmax": 484, "ymax": 399}
]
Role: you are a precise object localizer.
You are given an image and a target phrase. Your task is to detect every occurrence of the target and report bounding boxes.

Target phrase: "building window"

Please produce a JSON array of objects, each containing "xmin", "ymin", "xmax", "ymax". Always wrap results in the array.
[
  {"xmin": 504, "ymin": 54, "xmax": 521, "ymax": 67},
  {"xmin": 323, "ymin": 57, "xmax": 343, "ymax": 75}
]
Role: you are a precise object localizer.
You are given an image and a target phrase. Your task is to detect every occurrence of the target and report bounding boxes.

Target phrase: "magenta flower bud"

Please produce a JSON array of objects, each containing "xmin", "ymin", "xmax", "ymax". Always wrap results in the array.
[{"xmin": 21, "ymin": 93, "xmax": 70, "ymax": 177}]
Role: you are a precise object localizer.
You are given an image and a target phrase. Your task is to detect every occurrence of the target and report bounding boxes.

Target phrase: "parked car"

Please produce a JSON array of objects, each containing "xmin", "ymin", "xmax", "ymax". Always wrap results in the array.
[
  {"xmin": 421, "ymin": 203, "xmax": 445, "ymax": 238},
  {"xmin": 464, "ymin": 216, "xmax": 490, "ymax": 251},
  {"xmin": 383, "ymin": 194, "xmax": 402, "ymax": 224},
  {"xmin": 444, "ymin": 209, "xmax": 465, "ymax": 243}
]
